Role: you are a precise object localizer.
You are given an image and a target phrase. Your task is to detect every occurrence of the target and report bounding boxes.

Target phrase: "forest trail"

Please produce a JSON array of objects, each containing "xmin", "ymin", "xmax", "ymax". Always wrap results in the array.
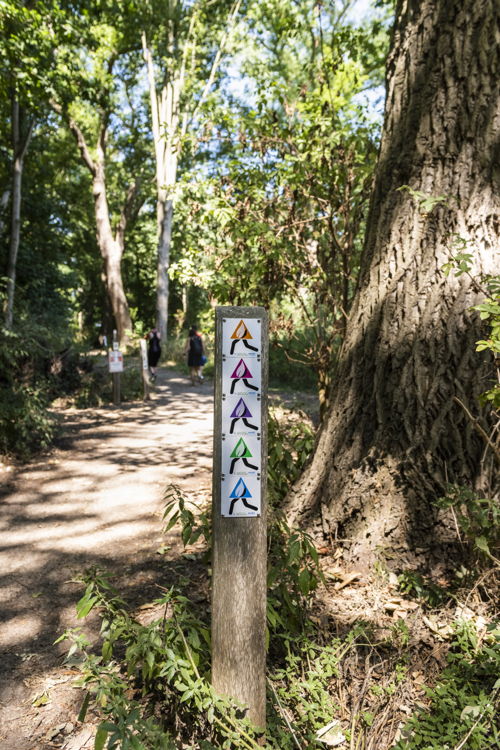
[{"xmin": 0, "ymin": 368, "xmax": 214, "ymax": 750}]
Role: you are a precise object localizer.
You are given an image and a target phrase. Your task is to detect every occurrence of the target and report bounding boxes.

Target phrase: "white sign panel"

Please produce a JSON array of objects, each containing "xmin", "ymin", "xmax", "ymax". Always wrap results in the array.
[
  {"xmin": 108, "ymin": 350, "xmax": 124, "ymax": 373},
  {"xmin": 221, "ymin": 318, "xmax": 262, "ymax": 517},
  {"xmin": 140, "ymin": 339, "xmax": 149, "ymax": 371}
]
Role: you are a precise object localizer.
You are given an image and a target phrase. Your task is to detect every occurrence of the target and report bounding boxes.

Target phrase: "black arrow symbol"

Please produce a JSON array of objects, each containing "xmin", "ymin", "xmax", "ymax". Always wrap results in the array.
[
  {"xmin": 230, "ymin": 378, "xmax": 259, "ymax": 394},
  {"xmin": 229, "ymin": 497, "xmax": 258, "ymax": 514},
  {"xmin": 230, "ymin": 456, "xmax": 259, "ymax": 473}
]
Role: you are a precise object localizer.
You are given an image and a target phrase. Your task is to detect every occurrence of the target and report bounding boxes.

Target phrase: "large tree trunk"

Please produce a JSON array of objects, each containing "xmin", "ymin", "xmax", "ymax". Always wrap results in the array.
[
  {"xmin": 4, "ymin": 98, "xmax": 33, "ymax": 329},
  {"xmin": 63, "ymin": 108, "xmax": 134, "ymax": 347},
  {"xmin": 287, "ymin": 0, "xmax": 499, "ymax": 569},
  {"xmin": 92, "ymin": 146, "xmax": 133, "ymax": 346}
]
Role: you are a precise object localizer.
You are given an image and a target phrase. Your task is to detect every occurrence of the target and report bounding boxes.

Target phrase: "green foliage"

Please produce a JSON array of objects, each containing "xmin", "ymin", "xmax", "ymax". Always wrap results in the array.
[
  {"xmin": 267, "ymin": 518, "xmax": 324, "ymax": 635},
  {"xmin": 163, "ymin": 483, "xmax": 211, "ymax": 551},
  {"xmin": 435, "ymin": 485, "xmax": 500, "ymax": 566},
  {"xmin": 266, "ymin": 409, "xmax": 322, "ymax": 631},
  {"xmin": 267, "ymin": 635, "xmax": 342, "ymax": 747},
  {"xmin": 0, "ymin": 379, "xmax": 55, "ymax": 458},
  {"xmin": 442, "ymin": 246, "xmax": 500, "ymax": 410},
  {"xmin": 59, "ymin": 569, "xmax": 264, "ymax": 750},
  {"xmin": 118, "ymin": 365, "xmax": 144, "ymax": 402},
  {"xmin": 397, "ymin": 571, "xmax": 448, "ymax": 608},
  {"xmin": 269, "ymin": 335, "xmax": 318, "ymax": 391},
  {"xmin": 0, "ymin": 326, "xmax": 55, "ymax": 458},
  {"xmin": 60, "ymin": 529, "xmax": 337, "ymax": 750},
  {"xmin": 394, "ymin": 620, "xmax": 500, "ymax": 749},
  {"xmin": 162, "ymin": 473, "xmax": 323, "ymax": 637},
  {"xmin": 441, "ymin": 235, "xmax": 475, "ymax": 278},
  {"xmin": 267, "ymin": 408, "xmax": 315, "ymax": 507},
  {"xmin": 397, "ymin": 185, "xmax": 449, "ymax": 215},
  {"xmin": 474, "ymin": 277, "xmax": 500, "ymax": 410},
  {"xmin": 62, "ymin": 479, "xmax": 500, "ymax": 750},
  {"xmin": 71, "ymin": 357, "xmax": 144, "ymax": 408},
  {"xmin": 168, "ymin": 1, "xmax": 388, "ymax": 406}
]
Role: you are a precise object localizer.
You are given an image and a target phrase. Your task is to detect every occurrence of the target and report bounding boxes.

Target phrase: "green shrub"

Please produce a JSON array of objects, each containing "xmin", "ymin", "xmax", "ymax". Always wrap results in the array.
[
  {"xmin": 60, "ymin": 479, "xmax": 328, "ymax": 750},
  {"xmin": 0, "ymin": 381, "xmax": 55, "ymax": 458},
  {"xmin": 58, "ymin": 570, "xmax": 264, "ymax": 750},
  {"xmin": 72, "ymin": 359, "xmax": 145, "ymax": 407},
  {"xmin": 268, "ymin": 409, "xmax": 315, "ymax": 507},
  {"xmin": 395, "ymin": 620, "xmax": 500, "ymax": 749},
  {"xmin": 0, "ymin": 327, "xmax": 57, "ymax": 458},
  {"xmin": 435, "ymin": 485, "xmax": 500, "ymax": 568},
  {"xmin": 269, "ymin": 336, "xmax": 317, "ymax": 391}
]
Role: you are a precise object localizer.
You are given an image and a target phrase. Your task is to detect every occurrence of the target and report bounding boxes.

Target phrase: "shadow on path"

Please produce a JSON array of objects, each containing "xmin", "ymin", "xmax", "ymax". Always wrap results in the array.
[{"xmin": 0, "ymin": 368, "xmax": 213, "ymax": 749}]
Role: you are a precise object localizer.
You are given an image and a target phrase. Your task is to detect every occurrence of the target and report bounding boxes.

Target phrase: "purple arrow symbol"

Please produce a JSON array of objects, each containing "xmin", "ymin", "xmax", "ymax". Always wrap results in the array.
[{"xmin": 229, "ymin": 398, "xmax": 258, "ymax": 433}]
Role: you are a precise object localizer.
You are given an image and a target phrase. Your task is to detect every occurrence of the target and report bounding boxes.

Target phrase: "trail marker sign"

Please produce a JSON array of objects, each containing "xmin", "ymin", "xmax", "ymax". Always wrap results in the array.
[
  {"xmin": 108, "ymin": 350, "xmax": 123, "ymax": 373},
  {"xmin": 220, "ymin": 316, "xmax": 263, "ymax": 517},
  {"xmin": 212, "ymin": 306, "xmax": 268, "ymax": 732}
]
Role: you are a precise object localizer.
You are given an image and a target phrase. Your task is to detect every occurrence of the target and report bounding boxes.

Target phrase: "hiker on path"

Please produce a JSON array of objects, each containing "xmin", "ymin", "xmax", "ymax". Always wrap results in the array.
[
  {"xmin": 147, "ymin": 328, "xmax": 161, "ymax": 381},
  {"xmin": 185, "ymin": 326, "xmax": 205, "ymax": 385}
]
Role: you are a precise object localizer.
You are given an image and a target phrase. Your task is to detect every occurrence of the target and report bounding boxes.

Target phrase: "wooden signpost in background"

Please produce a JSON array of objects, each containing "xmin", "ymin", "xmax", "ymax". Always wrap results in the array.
[
  {"xmin": 212, "ymin": 306, "xmax": 268, "ymax": 732},
  {"xmin": 140, "ymin": 338, "xmax": 151, "ymax": 401},
  {"xmin": 109, "ymin": 329, "xmax": 123, "ymax": 405}
]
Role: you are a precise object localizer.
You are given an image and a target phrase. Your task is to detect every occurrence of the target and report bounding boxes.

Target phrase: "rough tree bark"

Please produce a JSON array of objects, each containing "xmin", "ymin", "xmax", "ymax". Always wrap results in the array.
[{"xmin": 287, "ymin": 0, "xmax": 499, "ymax": 568}]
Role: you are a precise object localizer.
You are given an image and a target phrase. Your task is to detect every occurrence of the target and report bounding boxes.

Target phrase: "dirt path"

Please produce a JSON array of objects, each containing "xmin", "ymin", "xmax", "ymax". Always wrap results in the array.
[{"xmin": 0, "ymin": 368, "xmax": 214, "ymax": 750}]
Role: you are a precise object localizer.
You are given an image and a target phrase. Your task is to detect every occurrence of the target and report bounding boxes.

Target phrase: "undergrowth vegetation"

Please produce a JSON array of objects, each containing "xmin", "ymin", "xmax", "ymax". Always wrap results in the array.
[
  {"xmin": 0, "ymin": 331, "xmax": 148, "ymax": 458},
  {"xmin": 58, "ymin": 406, "xmax": 499, "ymax": 749},
  {"xmin": 0, "ymin": 324, "xmax": 80, "ymax": 458}
]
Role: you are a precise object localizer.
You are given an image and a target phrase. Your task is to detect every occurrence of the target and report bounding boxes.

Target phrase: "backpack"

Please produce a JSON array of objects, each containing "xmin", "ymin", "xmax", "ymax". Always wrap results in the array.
[
  {"xmin": 190, "ymin": 334, "xmax": 203, "ymax": 355},
  {"xmin": 150, "ymin": 333, "xmax": 161, "ymax": 353}
]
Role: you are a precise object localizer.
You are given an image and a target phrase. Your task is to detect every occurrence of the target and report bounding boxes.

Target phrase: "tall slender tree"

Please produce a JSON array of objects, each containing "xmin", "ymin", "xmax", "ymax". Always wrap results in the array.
[
  {"xmin": 4, "ymin": 96, "xmax": 32, "ymax": 328},
  {"xmin": 52, "ymin": 16, "xmax": 149, "ymax": 345},
  {"xmin": 287, "ymin": 0, "xmax": 499, "ymax": 567},
  {"xmin": 1, "ymin": 1, "xmax": 51, "ymax": 328},
  {"xmin": 141, "ymin": 0, "xmax": 242, "ymax": 342}
]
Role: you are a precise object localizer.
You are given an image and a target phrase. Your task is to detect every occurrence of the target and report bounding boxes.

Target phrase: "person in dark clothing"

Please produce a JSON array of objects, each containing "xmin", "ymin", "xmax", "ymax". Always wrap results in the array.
[
  {"xmin": 147, "ymin": 328, "xmax": 161, "ymax": 381},
  {"xmin": 184, "ymin": 326, "xmax": 205, "ymax": 384}
]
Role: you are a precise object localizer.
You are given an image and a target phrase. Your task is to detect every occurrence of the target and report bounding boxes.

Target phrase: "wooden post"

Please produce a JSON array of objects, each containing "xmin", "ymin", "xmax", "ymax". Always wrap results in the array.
[
  {"xmin": 211, "ymin": 306, "xmax": 268, "ymax": 732},
  {"xmin": 140, "ymin": 338, "xmax": 151, "ymax": 400},
  {"xmin": 112, "ymin": 372, "xmax": 121, "ymax": 405}
]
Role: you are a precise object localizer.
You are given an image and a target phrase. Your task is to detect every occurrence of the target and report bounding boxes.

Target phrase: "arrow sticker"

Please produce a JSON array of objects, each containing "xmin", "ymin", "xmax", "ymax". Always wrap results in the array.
[
  {"xmin": 228, "ymin": 478, "xmax": 258, "ymax": 515},
  {"xmin": 230, "ymin": 320, "xmax": 258, "ymax": 354},
  {"xmin": 229, "ymin": 438, "xmax": 259, "ymax": 473},
  {"xmin": 230, "ymin": 359, "xmax": 259, "ymax": 393},
  {"xmin": 229, "ymin": 398, "xmax": 258, "ymax": 433}
]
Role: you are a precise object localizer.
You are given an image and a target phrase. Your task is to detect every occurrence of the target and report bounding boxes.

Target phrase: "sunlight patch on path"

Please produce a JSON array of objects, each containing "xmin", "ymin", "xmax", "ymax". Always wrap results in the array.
[{"xmin": 0, "ymin": 369, "xmax": 214, "ymax": 703}]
